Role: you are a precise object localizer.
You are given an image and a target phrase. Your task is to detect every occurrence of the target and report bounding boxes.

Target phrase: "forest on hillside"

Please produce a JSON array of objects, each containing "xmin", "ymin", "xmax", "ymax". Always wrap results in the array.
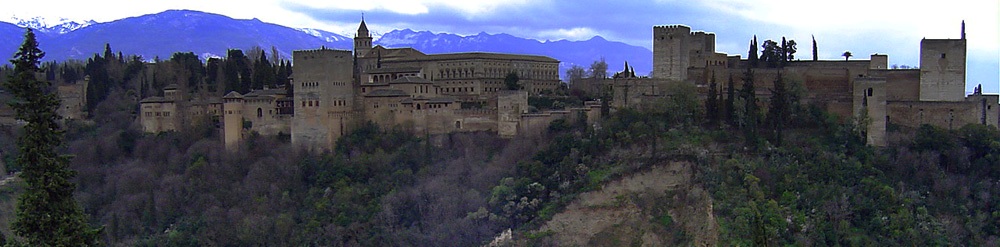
[{"xmin": 0, "ymin": 38, "xmax": 997, "ymax": 245}]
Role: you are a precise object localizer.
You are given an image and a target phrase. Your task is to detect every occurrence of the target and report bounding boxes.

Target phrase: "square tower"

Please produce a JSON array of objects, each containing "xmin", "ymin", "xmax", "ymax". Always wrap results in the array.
[
  {"xmin": 653, "ymin": 25, "xmax": 717, "ymax": 82},
  {"xmin": 291, "ymin": 48, "xmax": 355, "ymax": 149},
  {"xmin": 653, "ymin": 25, "xmax": 692, "ymax": 81},
  {"xmin": 918, "ymin": 38, "xmax": 966, "ymax": 101}
]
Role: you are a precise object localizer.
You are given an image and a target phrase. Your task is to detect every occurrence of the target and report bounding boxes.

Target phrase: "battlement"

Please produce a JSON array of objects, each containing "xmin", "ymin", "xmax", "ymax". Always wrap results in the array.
[
  {"xmin": 654, "ymin": 24, "xmax": 690, "ymax": 30},
  {"xmin": 653, "ymin": 25, "xmax": 714, "ymax": 36},
  {"xmin": 293, "ymin": 48, "xmax": 351, "ymax": 59}
]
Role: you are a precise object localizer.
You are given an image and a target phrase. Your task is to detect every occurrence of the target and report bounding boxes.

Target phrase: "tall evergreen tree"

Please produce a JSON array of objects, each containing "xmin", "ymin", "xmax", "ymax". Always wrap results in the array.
[
  {"xmin": 706, "ymin": 72, "xmax": 720, "ymax": 126},
  {"xmin": 103, "ymin": 43, "xmax": 114, "ymax": 62},
  {"xmin": 766, "ymin": 73, "xmax": 788, "ymax": 146},
  {"xmin": 726, "ymin": 74, "xmax": 736, "ymax": 126},
  {"xmin": 252, "ymin": 51, "xmax": 274, "ymax": 90},
  {"xmin": 748, "ymin": 37, "xmax": 758, "ymax": 68},
  {"xmin": 5, "ymin": 28, "xmax": 100, "ymax": 246},
  {"xmin": 781, "ymin": 37, "xmax": 788, "ymax": 63},
  {"xmin": 812, "ymin": 35, "xmax": 818, "ymax": 61},
  {"xmin": 740, "ymin": 67, "xmax": 759, "ymax": 147},
  {"xmin": 84, "ymin": 53, "xmax": 109, "ymax": 115}
]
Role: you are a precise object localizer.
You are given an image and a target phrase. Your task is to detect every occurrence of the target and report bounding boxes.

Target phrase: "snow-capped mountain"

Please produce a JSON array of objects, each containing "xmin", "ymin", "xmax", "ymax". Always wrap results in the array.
[
  {"xmin": 375, "ymin": 29, "xmax": 652, "ymax": 75},
  {"xmin": 298, "ymin": 28, "xmax": 351, "ymax": 43},
  {"xmin": 0, "ymin": 9, "xmax": 652, "ymax": 76},
  {"xmin": 7, "ymin": 16, "xmax": 96, "ymax": 34}
]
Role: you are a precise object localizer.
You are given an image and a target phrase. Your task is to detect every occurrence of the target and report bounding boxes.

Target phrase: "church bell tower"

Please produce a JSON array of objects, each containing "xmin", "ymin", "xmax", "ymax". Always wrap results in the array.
[{"xmin": 354, "ymin": 16, "xmax": 373, "ymax": 57}]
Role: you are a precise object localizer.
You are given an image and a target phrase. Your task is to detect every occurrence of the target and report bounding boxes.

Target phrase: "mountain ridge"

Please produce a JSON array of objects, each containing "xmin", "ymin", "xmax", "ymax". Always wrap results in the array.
[{"xmin": 0, "ymin": 9, "xmax": 652, "ymax": 77}]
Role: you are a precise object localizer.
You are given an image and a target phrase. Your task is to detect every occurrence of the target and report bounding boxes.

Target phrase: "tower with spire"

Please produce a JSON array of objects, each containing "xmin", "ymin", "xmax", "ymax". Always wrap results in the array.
[{"xmin": 354, "ymin": 15, "xmax": 373, "ymax": 57}]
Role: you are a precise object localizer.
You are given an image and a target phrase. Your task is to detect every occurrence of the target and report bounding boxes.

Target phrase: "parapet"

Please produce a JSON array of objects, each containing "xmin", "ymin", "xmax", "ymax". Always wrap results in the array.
[
  {"xmin": 653, "ymin": 24, "xmax": 692, "ymax": 33},
  {"xmin": 653, "ymin": 24, "xmax": 714, "ymax": 36},
  {"xmin": 293, "ymin": 48, "xmax": 352, "ymax": 60}
]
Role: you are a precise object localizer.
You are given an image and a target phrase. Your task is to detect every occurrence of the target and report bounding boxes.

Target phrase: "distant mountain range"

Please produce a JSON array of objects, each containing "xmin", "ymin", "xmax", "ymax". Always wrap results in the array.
[{"xmin": 0, "ymin": 9, "xmax": 651, "ymax": 78}]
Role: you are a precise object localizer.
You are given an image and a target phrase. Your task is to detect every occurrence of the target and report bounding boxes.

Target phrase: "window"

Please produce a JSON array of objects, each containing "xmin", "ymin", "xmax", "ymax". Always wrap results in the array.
[
  {"xmin": 941, "ymin": 53, "xmax": 946, "ymax": 59},
  {"xmin": 257, "ymin": 108, "xmax": 263, "ymax": 118}
]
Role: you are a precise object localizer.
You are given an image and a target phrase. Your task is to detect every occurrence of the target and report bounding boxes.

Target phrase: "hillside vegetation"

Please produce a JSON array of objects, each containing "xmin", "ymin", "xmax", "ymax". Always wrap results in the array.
[{"xmin": 0, "ymin": 74, "xmax": 997, "ymax": 245}]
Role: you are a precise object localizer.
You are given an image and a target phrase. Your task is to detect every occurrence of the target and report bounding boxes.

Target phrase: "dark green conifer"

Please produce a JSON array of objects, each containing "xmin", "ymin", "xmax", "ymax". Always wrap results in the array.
[{"xmin": 5, "ymin": 28, "xmax": 101, "ymax": 246}]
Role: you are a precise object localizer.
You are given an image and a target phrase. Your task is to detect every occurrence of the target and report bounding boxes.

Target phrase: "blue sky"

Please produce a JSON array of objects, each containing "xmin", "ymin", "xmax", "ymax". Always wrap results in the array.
[{"xmin": 4, "ymin": 0, "xmax": 998, "ymax": 93}]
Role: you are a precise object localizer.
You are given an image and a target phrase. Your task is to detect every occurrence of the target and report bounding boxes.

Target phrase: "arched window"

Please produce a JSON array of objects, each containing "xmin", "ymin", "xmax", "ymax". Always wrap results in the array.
[{"xmin": 257, "ymin": 108, "xmax": 263, "ymax": 118}]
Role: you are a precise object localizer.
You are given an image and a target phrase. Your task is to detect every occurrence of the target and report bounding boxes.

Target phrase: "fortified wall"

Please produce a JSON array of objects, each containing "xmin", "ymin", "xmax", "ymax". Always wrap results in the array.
[{"xmin": 630, "ymin": 22, "xmax": 998, "ymax": 146}]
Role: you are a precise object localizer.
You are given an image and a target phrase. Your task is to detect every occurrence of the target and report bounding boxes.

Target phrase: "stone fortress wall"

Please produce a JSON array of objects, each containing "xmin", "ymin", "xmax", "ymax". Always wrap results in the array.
[
  {"xmin": 635, "ymin": 21, "xmax": 997, "ymax": 146},
  {"xmin": 133, "ymin": 20, "xmax": 995, "ymax": 149}
]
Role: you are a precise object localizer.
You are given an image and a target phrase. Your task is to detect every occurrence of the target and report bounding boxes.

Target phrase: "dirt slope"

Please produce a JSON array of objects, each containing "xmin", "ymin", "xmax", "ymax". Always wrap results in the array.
[{"xmin": 532, "ymin": 161, "xmax": 718, "ymax": 246}]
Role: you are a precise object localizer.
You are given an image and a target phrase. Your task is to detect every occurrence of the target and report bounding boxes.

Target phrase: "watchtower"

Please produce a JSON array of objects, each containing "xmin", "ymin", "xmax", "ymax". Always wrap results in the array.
[
  {"xmin": 652, "ymin": 25, "xmax": 716, "ymax": 82},
  {"xmin": 918, "ymin": 21, "xmax": 967, "ymax": 101},
  {"xmin": 223, "ymin": 91, "xmax": 244, "ymax": 150},
  {"xmin": 291, "ymin": 48, "xmax": 355, "ymax": 149}
]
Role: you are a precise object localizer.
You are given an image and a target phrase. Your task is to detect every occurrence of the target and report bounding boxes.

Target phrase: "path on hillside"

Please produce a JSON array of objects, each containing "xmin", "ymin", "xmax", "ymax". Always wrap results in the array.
[{"xmin": 0, "ymin": 173, "xmax": 19, "ymax": 187}]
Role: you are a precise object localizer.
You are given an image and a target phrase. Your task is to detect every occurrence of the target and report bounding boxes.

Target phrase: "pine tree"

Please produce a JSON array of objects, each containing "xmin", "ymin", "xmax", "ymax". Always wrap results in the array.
[{"xmin": 5, "ymin": 28, "xmax": 100, "ymax": 246}]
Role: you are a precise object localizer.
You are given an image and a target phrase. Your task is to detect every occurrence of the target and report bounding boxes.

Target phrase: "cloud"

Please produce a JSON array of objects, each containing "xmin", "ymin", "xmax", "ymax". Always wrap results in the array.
[{"xmin": 536, "ymin": 27, "xmax": 600, "ymax": 41}]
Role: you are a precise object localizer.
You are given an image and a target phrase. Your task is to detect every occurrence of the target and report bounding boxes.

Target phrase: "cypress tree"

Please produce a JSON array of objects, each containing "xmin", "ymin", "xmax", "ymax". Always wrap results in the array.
[
  {"xmin": 740, "ymin": 67, "xmax": 759, "ymax": 147},
  {"xmin": 706, "ymin": 72, "xmax": 720, "ymax": 126},
  {"xmin": 781, "ymin": 37, "xmax": 788, "ymax": 66},
  {"xmin": 5, "ymin": 28, "xmax": 101, "ymax": 246},
  {"xmin": 767, "ymin": 73, "xmax": 788, "ymax": 146},
  {"xmin": 748, "ymin": 36, "xmax": 759, "ymax": 68},
  {"xmin": 812, "ymin": 35, "xmax": 818, "ymax": 61},
  {"xmin": 726, "ymin": 74, "xmax": 736, "ymax": 126}
]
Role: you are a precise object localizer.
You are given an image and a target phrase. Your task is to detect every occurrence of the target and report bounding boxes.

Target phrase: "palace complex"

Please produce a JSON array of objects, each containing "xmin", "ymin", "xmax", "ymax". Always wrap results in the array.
[{"xmin": 129, "ymin": 20, "xmax": 998, "ymax": 148}]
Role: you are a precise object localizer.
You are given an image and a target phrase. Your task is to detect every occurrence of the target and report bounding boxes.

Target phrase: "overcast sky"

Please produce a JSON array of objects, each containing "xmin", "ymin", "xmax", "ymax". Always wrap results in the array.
[{"xmin": 3, "ymin": 0, "xmax": 998, "ymax": 93}]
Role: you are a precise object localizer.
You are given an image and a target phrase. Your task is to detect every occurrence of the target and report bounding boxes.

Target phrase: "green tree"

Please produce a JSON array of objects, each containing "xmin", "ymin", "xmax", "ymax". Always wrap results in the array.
[
  {"xmin": 740, "ymin": 67, "xmax": 760, "ymax": 147},
  {"xmin": 766, "ymin": 73, "xmax": 788, "ymax": 146},
  {"xmin": 566, "ymin": 65, "xmax": 585, "ymax": 85},
  {"xmin": 783, "ymin": 38, "xmax": 797, "ymax": 62},
  {"xmin": 706, "ymin": 73, "xmax": 720, "ymax": 126},
  {"xmin": 748, "ymin": 36, "xmax": 759, "ymax": 68},
  {"xmin": 588, "ymin": 57, "xmax": 608, "ymax": 79},
  {"xmin": 760, "ymin": 39, "xmax": 782, "ymax": 68},
  {"xmin": 504, "ymin": 72, "xmax": 521, "ymax": 90},
  {"xmin": 813, "ymin": 35, "xmax": 819, "ymax": 61},
  {"xmin": 842, "ymin": 51, "xmax": 853, "ymax": 61},
  {"xmin": 726, "ymin": 74, "xmax": 736, "ymax": 126},
  {"xmin": 252, "ymin": 51, "xmax": 274, "ymax": 90},
  {"xmin": 223, "ymin": 49, "xmax": 252, "ymax": 93},
  {"xmin": 812, "ymin": 35, "xmax": 818, "ymax": 61},
  {"xmin": 5, "ymin": 28, "xmax": 101, "ymax": 246},
  {"xmin": 169, "ymin": 52, "xmax": 204, "ymax": 93}
]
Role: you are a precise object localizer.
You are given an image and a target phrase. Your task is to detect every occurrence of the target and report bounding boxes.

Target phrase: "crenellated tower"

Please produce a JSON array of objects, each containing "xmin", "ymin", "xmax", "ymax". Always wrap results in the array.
[
  {"xmin": 652, "ymin": 25, "xmax": 717, "ymax": 82},
  {"xmin": 291, "ymin": 48, "xmax": 356, "ymax": 149}
]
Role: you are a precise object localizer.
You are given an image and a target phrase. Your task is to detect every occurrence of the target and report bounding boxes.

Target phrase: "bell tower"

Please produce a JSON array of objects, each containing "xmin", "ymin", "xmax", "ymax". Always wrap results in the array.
[{"xmin": 354, "ymin": 15, "xmax": 373, "ymax": 57}]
